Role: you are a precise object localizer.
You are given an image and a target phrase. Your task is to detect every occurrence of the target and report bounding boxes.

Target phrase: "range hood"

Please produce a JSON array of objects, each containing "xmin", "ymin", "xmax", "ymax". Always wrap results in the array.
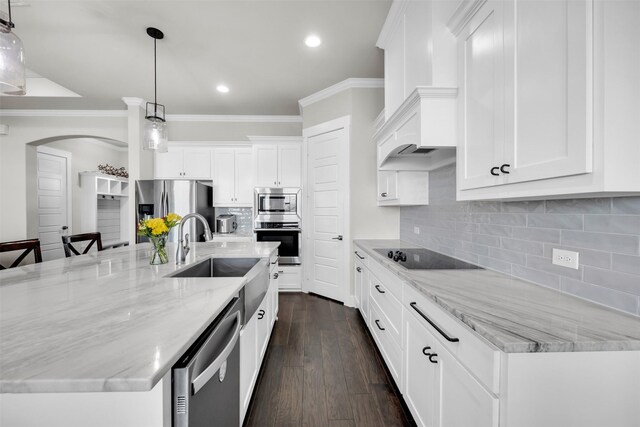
[{"xmin": 375, "ymin": 87, "xmax": 457, "ymax": 171}]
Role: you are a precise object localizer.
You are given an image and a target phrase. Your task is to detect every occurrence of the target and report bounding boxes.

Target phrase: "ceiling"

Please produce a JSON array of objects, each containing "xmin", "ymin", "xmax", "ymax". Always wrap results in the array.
[{"xmin": 0, "ymin": 0, "xmax": 391, "ymax": 115}]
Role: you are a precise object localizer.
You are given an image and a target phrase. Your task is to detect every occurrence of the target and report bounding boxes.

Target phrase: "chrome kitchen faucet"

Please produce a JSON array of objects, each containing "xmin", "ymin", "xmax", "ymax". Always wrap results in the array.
[{"xmin": 176, "ymin": 213, "xmax": 214, "ymax": 264}]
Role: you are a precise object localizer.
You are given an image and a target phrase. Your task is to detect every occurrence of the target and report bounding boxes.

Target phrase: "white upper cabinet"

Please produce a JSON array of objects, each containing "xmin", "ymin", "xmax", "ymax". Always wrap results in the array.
[
  {"xmin": 452, "ymin": 0, "xmax": 640, "ymax": 200},
  {"xmin": 212, "ymin": 147, "xmax": 253, "ymax": 207},
  {"xmin": 250, "ymin": 138, "xmax": 302, "ymax": 188},
  {"xmin": 155, "ymin": 146, "xmax": 212, "ymax": 179}
]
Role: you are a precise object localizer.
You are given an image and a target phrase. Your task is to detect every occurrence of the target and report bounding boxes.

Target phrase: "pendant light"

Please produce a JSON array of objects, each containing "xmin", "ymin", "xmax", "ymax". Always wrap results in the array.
[
  {"xmin": 0, "ymin": 0, "xmax": 26, "ymax": 95},
  {"xmin": 143, "ymin": 27, "xmax": 168, "ymax": 152}
]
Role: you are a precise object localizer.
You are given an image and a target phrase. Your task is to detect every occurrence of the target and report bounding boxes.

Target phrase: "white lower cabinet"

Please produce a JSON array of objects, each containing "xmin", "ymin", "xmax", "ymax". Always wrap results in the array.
[
  {"xmin": 404, "ymin": 304, "xmax": 498, "ymax": 427},
  {"xmin": 275, "ymin": 265, "xmax": 301, "ymax": 291},
  {"xmin": 240, "ymin": 256, "xmax": 279, "ymax": 423},
  {"xmin": 356, "ymin": 243, "xmax": 640, "ymax": 427}
]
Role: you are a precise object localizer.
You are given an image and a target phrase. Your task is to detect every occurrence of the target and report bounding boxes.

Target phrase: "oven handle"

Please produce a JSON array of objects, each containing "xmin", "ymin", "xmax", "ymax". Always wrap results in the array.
[
  {"xmin": 191, "ymin": 311, "xmax": 241, "ymax": 395},
  {"xmin": 254, "ymin": 228, "xmax": 301, "ymax": 232}
]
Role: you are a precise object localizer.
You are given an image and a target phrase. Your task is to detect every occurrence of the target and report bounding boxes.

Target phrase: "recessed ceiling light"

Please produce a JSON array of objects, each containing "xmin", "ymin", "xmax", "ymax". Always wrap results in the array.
[
  {"xmin": 216, "ymin": 84, "xmax": 229, "ymax": 93},
  {"xmin": 305, "ymin": 35, "xmax": 322, "ymax": 48}
]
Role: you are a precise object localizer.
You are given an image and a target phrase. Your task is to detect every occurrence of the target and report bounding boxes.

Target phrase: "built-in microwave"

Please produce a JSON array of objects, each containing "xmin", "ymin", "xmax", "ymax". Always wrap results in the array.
[{"xmin": 254, "ymin": 188, "xmax": 300, "ymax": 223}]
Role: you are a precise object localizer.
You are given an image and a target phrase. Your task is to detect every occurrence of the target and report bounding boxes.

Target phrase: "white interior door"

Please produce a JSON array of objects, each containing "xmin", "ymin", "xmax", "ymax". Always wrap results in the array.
[
  {"xmin": 36, "ymin": 148, "xmax": 71, "ymax": 261},
  {"xmin": 305, "ymin": 124, "xmax": 348, "ymax": 302}
]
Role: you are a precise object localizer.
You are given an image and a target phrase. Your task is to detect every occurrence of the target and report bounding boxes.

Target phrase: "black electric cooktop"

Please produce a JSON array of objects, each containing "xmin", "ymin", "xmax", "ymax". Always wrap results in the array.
[{"xmin": 373, "ymin": 248, "xmax": 483, "ymax": 270}]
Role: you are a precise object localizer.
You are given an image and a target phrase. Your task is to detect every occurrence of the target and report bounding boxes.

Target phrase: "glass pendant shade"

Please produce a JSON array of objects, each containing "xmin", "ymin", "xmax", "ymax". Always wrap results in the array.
[
  {"xmin": 0, "ymin": 25, "xmax": 26, "ymax": 95},
  {"xmin": 143, "ymin": 116, "xmax": 168, "ymax": 153}
]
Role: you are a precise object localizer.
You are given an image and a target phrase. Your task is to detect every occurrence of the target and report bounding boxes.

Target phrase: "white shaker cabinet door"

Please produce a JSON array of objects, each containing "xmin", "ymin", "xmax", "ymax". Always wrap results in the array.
[
  {"xmin": 457, "ymin": 0, "xmax": 506, "ymax": 191},
  {"xmin": 235, "ymin": 148, "xmax": 254, "ymax": 205},
  {"xmin": 182, "ymin": 148, "xmax": 212, "ymax": 179},
  {"xmin": 213, "ymin": 148, "xmax": 236, "ymax": 205},
  {"xmin": 278, "ymin": 144, "xmax": 301, "ymax": 188},
  {"xmin": 240, "ymin": 313, "xmax": 258, "ymax": 423},
  {"xmin": 254, "ymin": 145, "xmax": 278, "ymax": 187},
  {"xmin": 502, "ymin": 0, "xmax": 593, "ymax": 185},
  {"xmin": 154, "ymin": 148, "xmax": 184, "ymax": 179}
]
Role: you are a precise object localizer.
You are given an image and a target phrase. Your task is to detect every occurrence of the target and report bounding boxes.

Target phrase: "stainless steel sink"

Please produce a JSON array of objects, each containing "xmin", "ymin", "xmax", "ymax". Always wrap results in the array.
[
  {"xmin": 168, "ymin": 256, "xmax": 270, "ymax": 327},
  {"xmin": 169, "ymin": 257, "xmax": 261, "ymax": 278}
]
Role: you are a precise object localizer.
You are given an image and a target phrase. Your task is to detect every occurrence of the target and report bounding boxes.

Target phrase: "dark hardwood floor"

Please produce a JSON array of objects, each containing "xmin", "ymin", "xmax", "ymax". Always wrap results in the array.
[{"xmin": 245, "ymin": 292, "xmax": 415, "ymax": 427}]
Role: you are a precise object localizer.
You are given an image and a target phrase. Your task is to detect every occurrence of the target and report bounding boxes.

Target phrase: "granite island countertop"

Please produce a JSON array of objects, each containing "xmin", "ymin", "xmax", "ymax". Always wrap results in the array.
[
  {"xmin": 354, "ymin": 239, "xmax": 640, "ymax": 353},
  {"xmin": 0, "ymin": 241, "xmax": 279, "ymax": 393}
]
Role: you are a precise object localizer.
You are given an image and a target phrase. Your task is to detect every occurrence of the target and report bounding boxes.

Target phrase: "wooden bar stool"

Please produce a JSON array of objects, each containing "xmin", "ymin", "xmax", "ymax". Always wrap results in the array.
[
  {"xmin": 0, "ymin": 239, "xmax": 43, "ymax": 270},
  {"xmin": 62, "ymin": 232, "xmax": 103, "ymax": 258}
]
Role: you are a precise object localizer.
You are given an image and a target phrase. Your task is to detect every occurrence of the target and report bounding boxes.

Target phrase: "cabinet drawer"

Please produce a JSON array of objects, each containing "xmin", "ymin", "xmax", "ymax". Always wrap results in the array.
[
  {"xmin": 370, "ymin": 274, "xmax": 403, "ymax": 349},
  {"xmin": 404, "ymin": 284, "xmax": 500, "ymax": 394},
  {"xmin": 369, "ymin": 298, "xmax": 402, "ymax": 387},
  {"xmin": 353, "ymin": 246, "xmax": 369, "ymax": 269},
  {"xmin": 276, "ymin": 266, "xmax": 301, "ymax": 290},
  {"xmin": 368, "ymin": 257, "xmax": 403, "ymax": 301}
]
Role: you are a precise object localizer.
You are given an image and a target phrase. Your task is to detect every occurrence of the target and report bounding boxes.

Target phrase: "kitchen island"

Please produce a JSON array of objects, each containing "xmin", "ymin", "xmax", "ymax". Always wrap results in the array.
[{"xmin": 0, "ymin": 241, "xmax": 279, "ymax": 427}]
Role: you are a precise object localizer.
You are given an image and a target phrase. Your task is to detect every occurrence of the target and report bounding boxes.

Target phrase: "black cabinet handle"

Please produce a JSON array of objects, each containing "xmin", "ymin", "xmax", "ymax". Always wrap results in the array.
[
  {"xmin": 500, "ymin": 163, "xmax": 510, "ymax": 174},
  {"xmin": 258, "ymin": 310, "xmax": 265, "ymax": 320},
  {"xmin": 375, "ymin": 320, "xmax": 385, "ymax": 331},
  {"xmin": 356, "ymin": 267, "xmax": 362, "ymax": 273},
  {"xmin": 381, "ymin": 192, "xmax": 387, "ymax": 197},
  {"xmin": 422, "ymin": 346, "xmax": 438, "ymax": 363},
  {"xmin": 355, "ymin": 251, "xmax": 365, "ymax": 260},
  {"xmin": 410, "ymin": 302, "xmax": 459, "ymax": 343},
  {"xmin": 273, "ymin": 273, "xmax": 279, "ymax": 279},
  {"xmin": 490, "ymin": 166, "xmax": 500, "ymax": 176},
  {"xmin": 375, "ymin": 284, "xmax": 385, "ymax": 294}
]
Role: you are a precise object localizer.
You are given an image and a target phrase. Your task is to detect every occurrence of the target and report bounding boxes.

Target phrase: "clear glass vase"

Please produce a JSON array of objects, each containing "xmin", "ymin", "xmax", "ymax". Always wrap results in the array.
[{"xmin": 149, "ymin": 236, "xmax": 168, "ymax": 265}]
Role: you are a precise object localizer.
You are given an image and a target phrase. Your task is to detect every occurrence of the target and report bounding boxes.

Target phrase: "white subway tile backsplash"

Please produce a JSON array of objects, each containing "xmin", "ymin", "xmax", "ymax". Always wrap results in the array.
[{"xmin": 400, "ymin": 164, "xmax": 640, "ymax": 316}]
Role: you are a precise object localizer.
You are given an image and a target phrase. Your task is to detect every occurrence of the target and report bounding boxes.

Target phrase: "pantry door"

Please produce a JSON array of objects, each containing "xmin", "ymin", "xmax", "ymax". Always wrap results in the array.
[
  {"xmin": 36, "ymin": 146, "xmax": 72, "ymax": 261},
  {"xmin": 303, "ymin": 117, "xmax": 350, "ymax": 303}
]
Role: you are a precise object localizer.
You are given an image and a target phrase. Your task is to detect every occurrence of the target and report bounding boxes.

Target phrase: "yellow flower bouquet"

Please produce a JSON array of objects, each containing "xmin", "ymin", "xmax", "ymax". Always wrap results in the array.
[{"xmin": 137, "ymin": 213, "xmax": 182, "ymax": 264}]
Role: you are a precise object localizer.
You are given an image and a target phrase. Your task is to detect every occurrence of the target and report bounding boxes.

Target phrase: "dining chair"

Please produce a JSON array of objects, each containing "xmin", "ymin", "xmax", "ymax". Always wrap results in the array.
[
  {"xmin": 62, "ymin": 232, "xmax": 103, "ymax": 258},
  {"xmin": 0, "ymin": 239, "xmax": 43, "ymax": 270}
]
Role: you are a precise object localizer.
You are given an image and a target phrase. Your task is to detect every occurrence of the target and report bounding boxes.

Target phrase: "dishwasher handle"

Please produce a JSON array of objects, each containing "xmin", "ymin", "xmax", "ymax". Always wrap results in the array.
[{"xmin": 191, "ymin": 311, "xmax": 241, "ymax": 395}]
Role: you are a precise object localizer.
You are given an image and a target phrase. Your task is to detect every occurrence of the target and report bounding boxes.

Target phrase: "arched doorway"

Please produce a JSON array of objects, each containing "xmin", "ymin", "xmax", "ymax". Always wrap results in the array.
[{"xmin": 26, "ymin": 136, "xmax": 127, "ymax": 260}]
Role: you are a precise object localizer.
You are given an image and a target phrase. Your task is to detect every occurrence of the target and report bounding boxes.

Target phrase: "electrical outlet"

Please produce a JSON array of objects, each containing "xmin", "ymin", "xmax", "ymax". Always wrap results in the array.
[
  {"xmin": 552, "ymin": 248, "xmax": 579, "ymax": 270},
  {"xmin": 414, "ymin": 226, "xmax": 420, "ymax": 235}
]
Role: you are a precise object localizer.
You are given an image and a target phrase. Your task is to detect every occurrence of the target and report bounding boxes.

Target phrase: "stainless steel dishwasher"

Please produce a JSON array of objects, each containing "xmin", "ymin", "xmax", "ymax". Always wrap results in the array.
[{"xmin": 172, "ymin": 296, "xmax": 242, "ymax": 427}]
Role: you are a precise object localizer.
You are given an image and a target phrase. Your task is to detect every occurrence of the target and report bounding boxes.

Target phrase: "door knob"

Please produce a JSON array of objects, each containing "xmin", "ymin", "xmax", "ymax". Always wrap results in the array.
[{"xmin": 332, "ymin": 235, "xmax": 343, "ymax": 241}]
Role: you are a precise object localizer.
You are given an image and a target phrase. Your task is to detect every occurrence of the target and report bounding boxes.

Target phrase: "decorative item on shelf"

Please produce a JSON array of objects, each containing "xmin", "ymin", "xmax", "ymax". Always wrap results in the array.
[
  {"xmin": 142, "ymin": 27, "xmax": 168, "ymax": 153},
  {"xmin": 137, "ymin": 213, "xmax": 181, "ymax": 265},
  {"xmin": 0, "ymin": 0, "xmax": 26, "ymax": 95},
  {"xmin": 97, "ymin": 164, "xmax": 129, "ymax": 178}
]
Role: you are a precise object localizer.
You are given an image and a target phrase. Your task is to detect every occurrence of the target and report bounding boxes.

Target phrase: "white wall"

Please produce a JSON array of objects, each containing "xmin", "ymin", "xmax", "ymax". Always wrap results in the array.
[{"xmin": 42, "ymin": 138, "xmax": 127, "ymax": 236}]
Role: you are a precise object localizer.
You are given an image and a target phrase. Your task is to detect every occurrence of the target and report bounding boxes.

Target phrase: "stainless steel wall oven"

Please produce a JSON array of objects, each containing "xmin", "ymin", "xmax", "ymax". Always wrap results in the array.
[{"xmin": 254, "ymin": 188, "xmax": 301, "ymax": 265}]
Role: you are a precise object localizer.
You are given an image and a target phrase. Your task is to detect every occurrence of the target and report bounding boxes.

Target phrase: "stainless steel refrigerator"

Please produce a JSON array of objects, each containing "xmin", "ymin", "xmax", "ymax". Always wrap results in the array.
[{"xmin": 135, "ymin": 180, "xmax": 215, "ymax": 243}]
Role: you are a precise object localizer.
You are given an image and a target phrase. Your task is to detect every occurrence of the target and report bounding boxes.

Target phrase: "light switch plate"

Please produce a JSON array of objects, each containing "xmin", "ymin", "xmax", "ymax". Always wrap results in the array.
[
  {"xmin": 414, "ymin": 226, "xmax": 420, "ymax": 235},
  {"xmin": 552, "ymin": 248, "xmax": 579, "ymax": 270}
]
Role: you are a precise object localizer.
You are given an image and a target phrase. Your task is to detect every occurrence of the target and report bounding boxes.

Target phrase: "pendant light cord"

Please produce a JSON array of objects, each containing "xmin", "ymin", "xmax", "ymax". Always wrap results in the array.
[
  {"xmin": 8, "ymin": 0, "xmax": 12, "ymax": 25},
  {"xmin": 153, "ymin": 37, "xmax": 157, "ymax": 116}
]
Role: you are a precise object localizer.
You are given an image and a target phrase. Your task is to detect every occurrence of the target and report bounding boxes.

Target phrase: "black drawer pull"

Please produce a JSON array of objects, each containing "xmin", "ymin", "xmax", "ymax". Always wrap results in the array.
[
  {"xmin": 428, "ymin": 354, "xmax": 438, "ymax": 364},
  {"xmin": 410, "ymin": 302, "xmax": 459, "ymax": 343},
  {"xmin": 500, "ymin": 163, "xmax": 510, "ymax": 174},
  {"xmin": 375, "ymin": 320, "xmax": 385, "ymax": 331},
  {"xmin": 422, "ymin": 346, "xmax": 432, "ymax": 356},
  {"xmin": 381, "ymin": 192, "xmax": 387, "ymax": 197},
  {"xmin": 355, "ymin": 251, "xmax": 365, "ymax": 260},
  {"xmin": 490, "ymin": 166, "xmax": 500, "ymax": 176},
  {"xmin": 258, "ymin": 310, "xmax": 265, "ymax": 320},
  {"xmin": 356, "ymin": 267, "xmax": 362, "ymax": 273},
  {"xmin": 375, "ymin": 284, "xmax": 385, "ymax": 294}
]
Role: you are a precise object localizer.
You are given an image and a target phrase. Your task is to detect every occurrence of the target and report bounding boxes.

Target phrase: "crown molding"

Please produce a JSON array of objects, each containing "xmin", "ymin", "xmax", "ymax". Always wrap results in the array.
[
  {"xmin": 165, "ymin": 114, "xmax": 302, "ymax": 123},
  {"xmin": 247, "ymin": 136, "xmax": 303, "ymax": 143},
  {"xmin": 376, "ymin": 0, "xmax": 409, "ymax": 48},
  {"xmin": 121, "ymin": 97, "xmax": 145, "ymax": 107},
  {"xmin": 447, "ymin": 0, "xmax": 487, "ymax": 37},
  {"xmin": 298, "ymin": 78, "xmax": 384, "ymax": 111},
  {"xmin": 0, "ymin": 109, "xmax": 127, "ymax": 118}
]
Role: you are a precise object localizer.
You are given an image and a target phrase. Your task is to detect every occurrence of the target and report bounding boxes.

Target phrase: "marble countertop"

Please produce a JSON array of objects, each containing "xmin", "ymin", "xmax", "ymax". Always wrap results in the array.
[
  {"xmin": 0, "ymin": 241, "xmax": 279, "ymax": 393},
  {"xmin": 354, "ymin": 239, "xmax": 640, "ymax": 353}
]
